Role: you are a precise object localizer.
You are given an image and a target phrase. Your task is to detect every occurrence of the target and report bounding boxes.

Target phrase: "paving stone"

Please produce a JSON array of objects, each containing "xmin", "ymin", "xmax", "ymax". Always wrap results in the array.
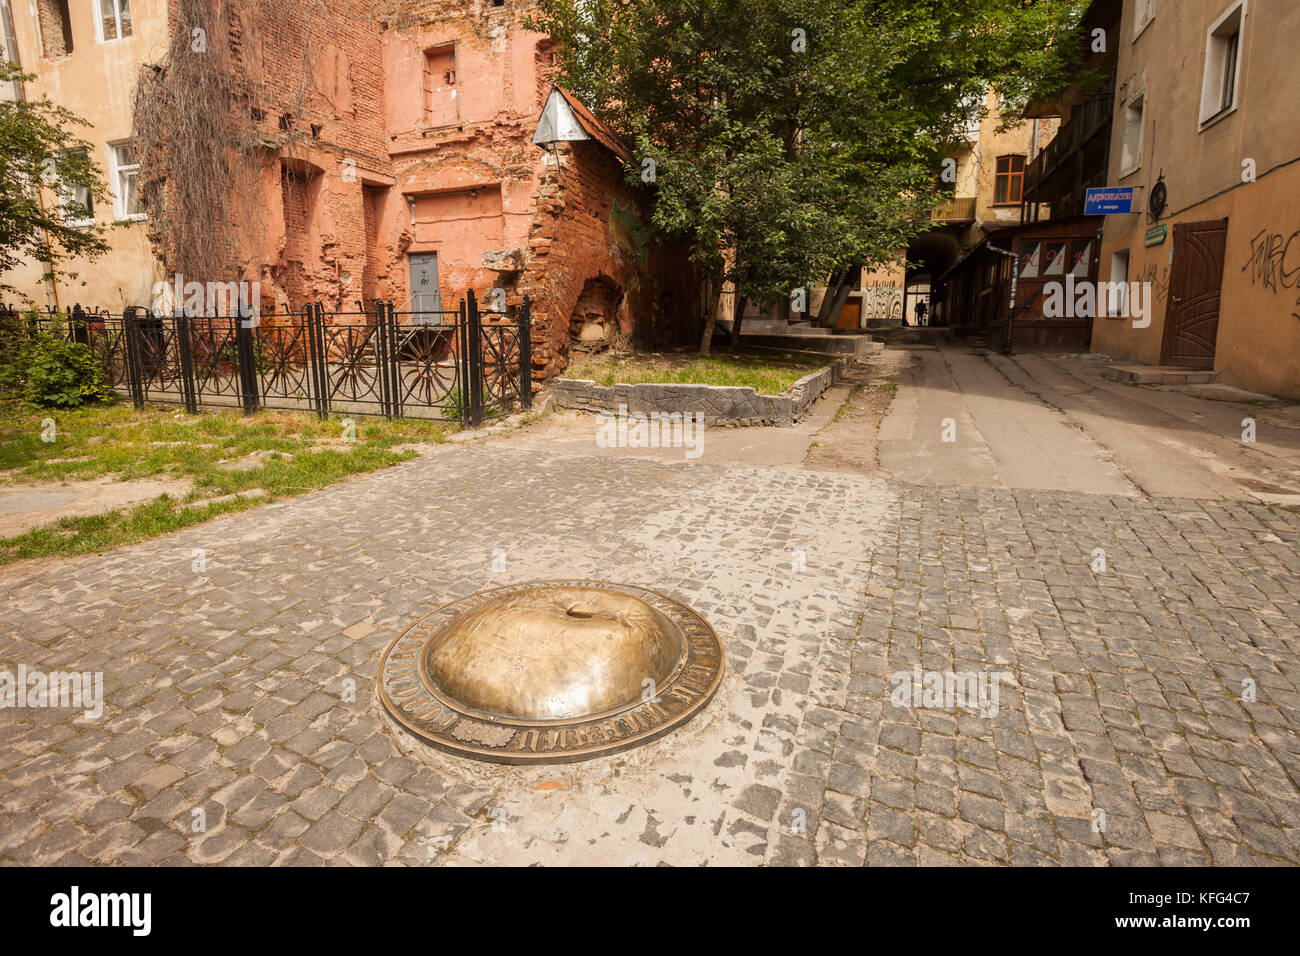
[
  {"xmin": 1, "ymin": 447, "xmax": 1296, "ymax": 867},
  {"xmin": 299, "ymin": 811, "xmax": 365, "ymax": 858},
  {"xmin": 735, "ymin": 784, "xmax": 782, "ymax": 822}
]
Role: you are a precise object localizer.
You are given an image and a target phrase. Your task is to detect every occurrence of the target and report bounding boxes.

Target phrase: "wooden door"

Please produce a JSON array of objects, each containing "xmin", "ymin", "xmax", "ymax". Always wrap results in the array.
[{"xmin": 1160, "ymin": 219, "xmax": 1228, "ymax": 369}]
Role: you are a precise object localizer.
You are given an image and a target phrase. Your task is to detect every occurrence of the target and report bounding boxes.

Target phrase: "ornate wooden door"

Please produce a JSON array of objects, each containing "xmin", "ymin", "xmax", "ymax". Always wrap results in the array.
[{"xmin": 1160, "ymin": 219, "xmax": 1228, "ymax": 369}]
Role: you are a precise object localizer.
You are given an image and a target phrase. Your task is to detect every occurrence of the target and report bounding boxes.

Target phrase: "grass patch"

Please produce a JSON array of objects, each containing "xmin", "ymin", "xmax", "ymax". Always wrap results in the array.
[
  {"xmin": 0, "ymin": 399, "xmax": 457, "ymax": 564},
  {"xmin": 566, "ymin": 350, "xmax": 823, "ymax": 394}
]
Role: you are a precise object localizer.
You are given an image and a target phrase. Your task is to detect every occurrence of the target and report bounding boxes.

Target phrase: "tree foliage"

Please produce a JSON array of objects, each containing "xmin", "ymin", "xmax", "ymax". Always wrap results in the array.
[
  {"xmin": 527, "ymin": 0, "xmax": 1087, "ymax": 333},
  {"xmin": 0, "ymin": 63, "xmax": 110, "ymax": 299},
  {"xmin": 0, "ymin": 314, "xmax": 111, "ymax": 408}
]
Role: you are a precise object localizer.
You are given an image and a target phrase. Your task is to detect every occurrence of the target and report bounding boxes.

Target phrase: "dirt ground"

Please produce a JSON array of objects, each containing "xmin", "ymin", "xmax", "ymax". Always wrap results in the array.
[
  {"xmin": 801, "ymin": 348, "xmax": 913, "ymax": 474},
  {"xmin": 0, "ymin": 477, "xmax": 194, "ymax": 538}
]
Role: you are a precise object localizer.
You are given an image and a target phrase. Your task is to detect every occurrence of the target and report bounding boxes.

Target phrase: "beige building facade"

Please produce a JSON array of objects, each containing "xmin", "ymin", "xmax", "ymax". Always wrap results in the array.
[
  {"xmin": 852, "ymin": 91, "xmax": 1058, "ymax": 328},
  {"xmin": 2, "ymin": 0, "xmax": 168, "ymax": 310},
  {"xmin": 1091, "ymin": 0, "xmax": 1300, "ymax": 399}
]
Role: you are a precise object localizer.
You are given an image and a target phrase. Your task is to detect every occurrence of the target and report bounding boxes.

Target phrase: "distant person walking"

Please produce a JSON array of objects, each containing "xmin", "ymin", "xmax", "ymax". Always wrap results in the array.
[{"xmin": 914, "ymin": 300, "xmax": 928, "ymax": 326}]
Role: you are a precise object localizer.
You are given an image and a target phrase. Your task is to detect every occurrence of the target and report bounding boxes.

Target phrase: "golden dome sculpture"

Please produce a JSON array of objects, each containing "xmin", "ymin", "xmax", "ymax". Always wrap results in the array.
[{"xmin": 378, "ymin": 581, "xmax": 725, "ymax": 764}]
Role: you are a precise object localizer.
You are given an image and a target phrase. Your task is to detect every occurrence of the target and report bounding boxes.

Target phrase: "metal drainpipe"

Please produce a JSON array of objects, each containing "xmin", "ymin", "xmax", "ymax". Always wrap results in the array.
[
  {"xmin": 1, "ymin": 1, "xmax": 60, "ymax": 310},
  {"xmin": 0, "ymin": 0, "xmax": 21, "ymax": 102},
  {"xmin": 987, "ymin": 243, "xmax": 1019, "ymax": 354},
  {"xmin": 1090, "ymin": 225, "xmax": 1105, "ymax": 350}
]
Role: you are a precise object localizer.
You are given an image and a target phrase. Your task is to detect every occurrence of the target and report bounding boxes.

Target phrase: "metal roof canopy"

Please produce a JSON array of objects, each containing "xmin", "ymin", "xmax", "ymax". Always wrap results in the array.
[
  {"xmin": 533, "ymin": 88, "xmax": 593, "ymax": 147},
  {"xmin": 532, "ymin": 86, "xmax": 634, "ymax": 163}
]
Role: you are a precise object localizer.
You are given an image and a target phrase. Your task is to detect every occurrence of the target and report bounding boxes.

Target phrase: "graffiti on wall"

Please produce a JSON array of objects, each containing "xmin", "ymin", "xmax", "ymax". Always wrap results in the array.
[
  {"xmin": 1242, "ymin": 228, "xmax": 1300, "ymax": 321},
  {"xmin": 1137, "ymin": 263, "xmax": 1170, "ymax": 306},
  {"xmin": 861, "ymin": 282, "xmax": 904, "ymax": 321}
]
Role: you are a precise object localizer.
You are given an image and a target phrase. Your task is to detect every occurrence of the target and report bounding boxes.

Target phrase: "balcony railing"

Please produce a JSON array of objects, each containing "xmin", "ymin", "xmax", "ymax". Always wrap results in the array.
[
  {"xmin": 930, "ymin": 196, "xmax": 977, "ymax": 222},
  {"xmin": 1024, "ymin": 77, "xmax": 1115, "ymax": 193}
]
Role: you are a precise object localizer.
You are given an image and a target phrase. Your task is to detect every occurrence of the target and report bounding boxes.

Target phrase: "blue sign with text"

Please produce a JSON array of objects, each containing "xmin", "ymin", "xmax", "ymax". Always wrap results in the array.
[{"xmin": 1084, "ymin": 187, "xmax": 1135, "ymax": 215}]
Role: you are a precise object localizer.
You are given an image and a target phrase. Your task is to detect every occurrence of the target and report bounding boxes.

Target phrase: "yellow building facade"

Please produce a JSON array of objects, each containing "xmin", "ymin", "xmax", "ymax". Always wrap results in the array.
[
  {"xmin": 1091, "ymin": 0, "xmax": 1300, "ymax": 399},
  {"xmin": 1, "ymin": 0, "xmax": 167, "ymax": 310}
]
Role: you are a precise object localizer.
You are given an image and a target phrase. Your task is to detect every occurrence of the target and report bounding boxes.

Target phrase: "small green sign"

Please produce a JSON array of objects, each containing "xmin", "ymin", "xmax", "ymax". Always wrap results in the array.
[{"xmin": 1145, "ymin": 224, "xmax": 1168, "ymax": 247}]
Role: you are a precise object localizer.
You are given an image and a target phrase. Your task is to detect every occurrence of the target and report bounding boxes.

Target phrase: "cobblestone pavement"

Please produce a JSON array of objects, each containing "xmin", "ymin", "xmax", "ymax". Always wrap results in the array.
[{"xmin": 2, "ymin": 443, "xmax": 1299, "ymax": 865}]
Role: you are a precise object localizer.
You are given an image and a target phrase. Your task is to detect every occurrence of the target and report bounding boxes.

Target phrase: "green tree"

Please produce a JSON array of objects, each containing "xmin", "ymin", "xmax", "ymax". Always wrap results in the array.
[
  {"xmin": 528, "ymin": 0, "xmax": 1087, "ymax": 352},
  {"xmin": 0, "ymin": 62, "xmax": 110, "ymax": 300}
]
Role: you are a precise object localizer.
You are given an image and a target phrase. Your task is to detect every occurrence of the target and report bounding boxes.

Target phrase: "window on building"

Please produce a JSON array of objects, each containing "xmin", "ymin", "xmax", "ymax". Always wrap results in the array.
[
  {"xmin": 1120, "ymin": 90, "xmax": 1145, "ymax": 176},
  {"xmin": 108, "ymin": 140, "xmax": 144, "ymax": 220},
  {"xmin": 96, "ymin": 0, "xmax": 133, "ymax": 42},
  {"xmin": 58, "ymin": 149, "xmax": 95, "ymax": 227},
  {"xmin": 422, "ymin": 45, "xmax": 458, "ymax": 127},
  {"xmin": 1019, "ymin": 241, "xmax": 1043, "ymax": 279},
  {"xmin": 1108, "ymin": 250, "xmax": 1130, "ymax": 317},
  {"xmin": 36, "ymin": 0, "xmax": 74, "ymax": 57},
  {"xmin": 1200, "ymin": 2, "xmax": 1245, "ymax": 128},
  {"xmin": 1070, "ymin": 240, "xmax": 1093, "ymax": 277},
  {"xmin": 1133, "ymin": 0, "xmax": 1156, "ymax": 38},
  {"xmin": 1044, "ymin": 241, "xmax": 1068, "ymax": 276},
  {"xmin": 993, "ymin": 155, "xmax": 1025, "ymax": 206}
]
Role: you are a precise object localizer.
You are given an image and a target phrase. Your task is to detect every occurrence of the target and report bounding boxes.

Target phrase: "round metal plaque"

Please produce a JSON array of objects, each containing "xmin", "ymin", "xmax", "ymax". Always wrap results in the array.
[{"xmin": 378, "ymin": 581, "xmax": 725, "ymax": 764}]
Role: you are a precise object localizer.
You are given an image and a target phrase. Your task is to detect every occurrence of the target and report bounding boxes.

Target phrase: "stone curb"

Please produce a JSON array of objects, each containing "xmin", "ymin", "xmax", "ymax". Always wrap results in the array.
[{"xmin": 548, "ymin": 359, "xmax": 848, "ymax": 426}]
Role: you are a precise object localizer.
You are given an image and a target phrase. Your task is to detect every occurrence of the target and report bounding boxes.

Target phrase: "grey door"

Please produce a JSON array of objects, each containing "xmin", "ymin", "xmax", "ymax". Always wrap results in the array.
[{"xmin": 409, "ymin": 253, "xmax": 441, "ymax": 321}]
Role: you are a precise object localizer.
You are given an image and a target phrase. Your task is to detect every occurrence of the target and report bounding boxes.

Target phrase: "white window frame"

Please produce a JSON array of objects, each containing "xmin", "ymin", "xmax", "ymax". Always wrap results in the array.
[
  {"xmin": 1107, "ymin": 250, "xmax": 1130, "ymax": 318},
  {"xmin": 93, "ymin": 0, "xmax": 133, "ymax": 43},
  {"xmin": 107, "ymin": 139, "xmax": 145, "ymax": 221},
  {"xmin": 58, "ymin": 149, "xmax": 95, "ymax": 229},
  {"xmin": 1119, "ymin": 88, "xmax": 1145, "ymax": 179},
  {"xmin": 1198, "ymin": 1, "xmax": 1247, "ymax": 131},
  {"xmin": 1133, "ymin": 0, "xmax": 1156, "ymax": 40}
]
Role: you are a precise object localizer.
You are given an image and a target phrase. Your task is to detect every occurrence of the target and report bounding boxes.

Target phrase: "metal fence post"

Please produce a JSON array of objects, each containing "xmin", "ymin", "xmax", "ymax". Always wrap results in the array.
[
  {"xmin": 383, "ymin": 300, "xmax": 401, "ymax": 420},
  {"xmin": 235, "ymin": 310, "xmax": 259, "ymax": 415},
  {"xmin": 374, "ymin": 299, "xmax": 393, "ymax": 420},
  {"xmin": 303, "ymin": 304, "xmax": 323, "ymax": 419},
  {"xmin": 313, "ymin": 303, "xmax": 331, "ymax": 419},
  {"xmin": 466, "ymin": 289, "xmax": 483, "ymax": 429},
  {"xmin": 518, "ymin": 295, "xmax": 532, "ymax": 410},
  {"xmin": 175, "ymin": 310, "xmax": 199, "ymax": 414},
  {"xmin": 455, "ymin": 298, "xmax": 470, "ymax": 427},
  {"xmin": 124, "ymin": 310, "xmax": 145, "ymax": 409}
]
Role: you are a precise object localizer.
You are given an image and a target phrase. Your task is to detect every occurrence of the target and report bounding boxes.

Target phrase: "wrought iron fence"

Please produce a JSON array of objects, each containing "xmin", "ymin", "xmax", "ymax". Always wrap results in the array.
[{"xmin": 0, "ymin": 292, "xmax": 530, "ymax": 427}]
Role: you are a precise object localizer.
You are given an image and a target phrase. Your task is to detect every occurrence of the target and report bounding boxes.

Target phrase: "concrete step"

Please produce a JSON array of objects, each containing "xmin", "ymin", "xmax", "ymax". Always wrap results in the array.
[
  {"xmin": 868, "ymin": 327, "xmax": 955, "ymax": 347},
  {"xmin": 739, "ymin": 331, "xmax": 880, "ymax": 358},
  {"xmin": 1103, "ymin": 365, "xmax": 1220, "ymax": 386},
  {"xmin": 740, "ymin": 320, "xmax": 823, "ymax": 335}
]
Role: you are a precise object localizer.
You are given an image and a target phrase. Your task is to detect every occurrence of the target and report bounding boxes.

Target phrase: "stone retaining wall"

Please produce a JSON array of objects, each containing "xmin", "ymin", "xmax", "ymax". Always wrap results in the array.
[{"xmin": 549, "ymin": 359, "xmax": 846, "ymax": 425}]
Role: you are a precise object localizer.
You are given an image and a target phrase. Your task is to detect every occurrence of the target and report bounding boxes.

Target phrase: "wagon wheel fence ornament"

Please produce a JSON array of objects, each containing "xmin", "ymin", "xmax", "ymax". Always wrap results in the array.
[
  {"xmin": 138, "ymin": 323, "xmax": 180, "ymax": 391},
  {"xmin": 325, "ymin": 324, "xmax": 381, "ymax": 404},
  {"xmin": 396, "ymin": 326, "xmax": 458, "ymax": 408},
  {"xmin": 191, "ymin": 320, "xmax": 238, "ymax": 396},
  {"xmin": 91, "ymin": 324, "xmax": 130, "ymax": 389},
  {"xmin": 17, "ymin": 296, "xmax": 527, "ymax": 423},
  {"xmin": 256, "ymin": 324, "xmax": 310, "ymax": 398},
  {"xmin": 480, "ymin": 324, "xmax": 521, "ymax": 406}
]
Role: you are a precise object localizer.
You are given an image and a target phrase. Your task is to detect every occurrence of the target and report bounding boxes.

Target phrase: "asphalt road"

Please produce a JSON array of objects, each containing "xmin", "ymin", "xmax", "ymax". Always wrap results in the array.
[{"xmin": 877, "ymin": 349, "xmax": 1300, "ymax": 504}]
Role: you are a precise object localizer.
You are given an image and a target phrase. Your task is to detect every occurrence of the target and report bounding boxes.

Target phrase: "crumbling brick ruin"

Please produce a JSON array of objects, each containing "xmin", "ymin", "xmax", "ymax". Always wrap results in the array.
[{"xmin": 138, "ymin": 0, "xmax": 700, "ymax": 387}]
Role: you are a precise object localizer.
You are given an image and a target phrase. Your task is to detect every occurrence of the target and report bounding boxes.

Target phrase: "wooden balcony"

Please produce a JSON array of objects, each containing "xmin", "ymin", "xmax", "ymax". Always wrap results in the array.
[
  {"xmin": 930, "ymin": 196, "xmax": 977, "ymax": 223},
  {"xmin": 1024, "ymin": 77, "xmax": 1115, "ymax": 194}
]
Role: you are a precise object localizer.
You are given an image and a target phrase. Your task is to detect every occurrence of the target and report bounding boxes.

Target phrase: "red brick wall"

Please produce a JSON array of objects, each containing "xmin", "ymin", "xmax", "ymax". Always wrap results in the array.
[
  {"xmin": 213, "ymin": 0, "xmax": 701, "ymax": 368},
  {"xmin": 519, "ymin": 141, "xmax": 701, "ymax": 384},
  {"xmin": 222, "ymin": 2, "xmax": 391, "ymax": 311}
]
